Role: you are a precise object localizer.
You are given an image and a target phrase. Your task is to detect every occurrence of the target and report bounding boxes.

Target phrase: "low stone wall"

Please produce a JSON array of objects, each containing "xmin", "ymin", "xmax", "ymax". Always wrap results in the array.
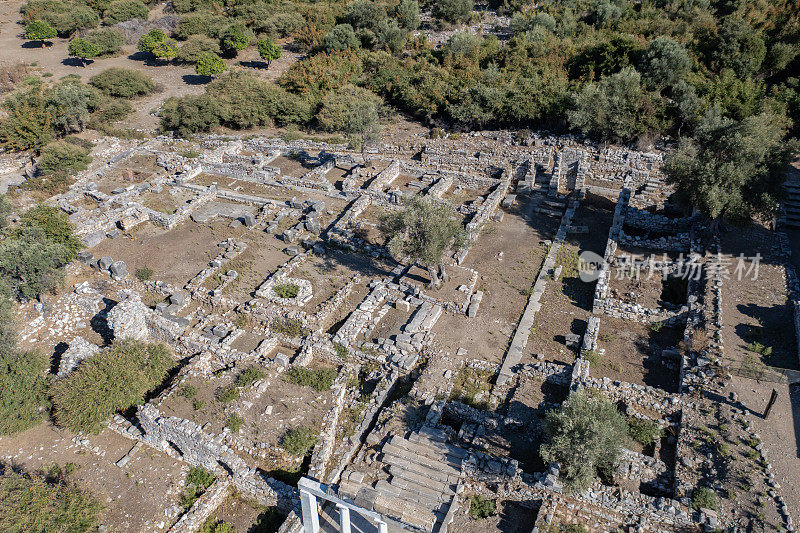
[{"xmin": 168, "ymin": 478, "xmax": 230, "ymax": 533}]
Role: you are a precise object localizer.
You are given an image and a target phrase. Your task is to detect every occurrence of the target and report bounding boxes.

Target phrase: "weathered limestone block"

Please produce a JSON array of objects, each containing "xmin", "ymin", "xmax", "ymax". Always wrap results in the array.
[
  {"xmin": 57, "ymin": 336, "xmax": 101, "ymax": 377},
  {"xmin": 108, "ymin": 291, "xmax": 149, "ymax": 341}
]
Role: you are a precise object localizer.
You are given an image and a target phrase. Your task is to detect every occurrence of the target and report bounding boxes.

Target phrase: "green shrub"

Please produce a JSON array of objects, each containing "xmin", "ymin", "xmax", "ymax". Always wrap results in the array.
[
  {"xmin": 38, "ymin": 141, "xmax": 91, "ymax": 177},
  {"xmin": 280, "ymin": 426, "xmax": 317, "ymax": 456},
  {"xmin": 0, "ymin": 348, "xmax": 50, "ymax": 435},
  {"xmin": 89, "ymin": 68, "xmax": 154, "ymax": 98},
  {"xmin": 235, "ymin": 367, "xmax": 265, "ymax": 387},
  {"xmin": 187, "ymin": 466, "xmax": 215, "ymax": 489},
  {"xmin": 180, "ymin": 467, "xmax": 215, "ymax": 511},
  {"xmin": 0, "ymin": 469, "xmax": 103, "ymax": 531},
  {"xmin": 24, "ymin": 20, "xmax": 57, "ymax": 43},
  {"xmin": 628, "ymin": 418, "xmax": 663, "ymax": 446},
  {"xmin": 285, "ymin": 367, "xmax": 337, "ymax": 391},
  {"xmin": 51, "ymin": 340, "xmax": 175, "ymax": 433},
  {"xmin": 94, "ymin": 99, "xmax": 133, "ymax": 124},
  {"xmin": 468, "ymin": 495, "xmax": 496, "ymax": 519},
  {"xmin": 272, "ymin": 317, "xmax": 309, "ymax": 337},
  {"xmin": 195, "ymin": 52, "xmax": 226, "ymax": 77},
  {"xmin": 691, "ymin": 487, "xmax": 719, "ymax": 510},
  {"xmin": 67, "ymin": 38, "xmax": 100, "ymax": 64},
  {"xmin": 21, "ymin": 0, "xmax": 100, "ymax": 36},
  {"xmin": 0, "ymin": 234, "xmax": 67, "ymax": 299},
  {"xmin": 84, "ymin": 27, "xmax": 125, "ymax": 56},
  {"xmin": 432, "ymin": 0, "xmax": 472, "ymax": 24},
  {"xmin": 216, "ymin": 384, "xmax": 239, "ymax": 403},
  {"xmin": 540, "ymin": 390, "xmax": 629, "ymax": 492},
  {"xmin": 226, "ymin": 412, "xmax": 244, "ymax": 432},
  {"xmin": 180, "ymin": 384, "xmax": 198, "ymax": 398},
  {"xmin": 334, "ymin": 342, "xmax": 348, "ymax": 359},
  {"xmin": 193, "ymin": 399, "xmax": 205, "ymax": 410},
  {"xmin": 199, "ymin": 519, "xmax": 236, "ymax": 533},
  {"xmin": 272, "ymin": 283, "xmax": 299, "ymax": 298},
  {"xmin": 178, "ymin": 35, "xmax": 221, "ymax": 63},
  {"xmin": 18, "ymin": 204, "xmax": 82, "ymax": 261},
  {"xmin": 135, "ymin": 266, "xmax": 153, "ymax": 280},
  {"xmin": 103, "ymin": 0, "xmax": 148, "ymax": 24}
]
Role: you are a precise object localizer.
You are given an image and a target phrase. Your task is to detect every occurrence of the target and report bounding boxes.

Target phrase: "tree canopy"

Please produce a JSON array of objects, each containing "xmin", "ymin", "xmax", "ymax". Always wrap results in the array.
[
  {"xmin": 664, "ymin": 109, "xmax": 798, "ymax": 224},
  {"xmin": 195, "ymin": 52, "xmax": 226, "ymax": 77},
  {"xmin": 379, "ymin": 196, "xmax": 466, "ymax": 288},
  {"xmin": 258, "ymin": 38, "xmax": 281, "ymax": 67},
  {"xmin": 540, "ymin": 390, "xmax": 630, "ymax": 492},
  {"xmin": 24, "ymin": 20, "xmax": 57, "ymax": 44}
]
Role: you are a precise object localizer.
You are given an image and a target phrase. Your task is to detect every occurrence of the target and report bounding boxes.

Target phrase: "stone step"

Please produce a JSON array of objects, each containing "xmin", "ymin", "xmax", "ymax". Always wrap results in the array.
[
  {"xmin": 390, "ymin": 435, "xmax": 467, "ymax": 465},
  {"xmin": 383, "ymin": 450, "xmax": 459, "ymax": 485},
  {"xmin": 373, "ymin": 492, "xmax": 439, "ymax": 532},
  {"xmin": 388, "ymin": 474, "xmax": 451, "ymax": 504},
  {"xmin": 388, "ymin": 464, "xmax": 456, "ymax": 495},
  {"xmin": 405, "ymin": 431, "xmax": 468, "ymax": 459},
  {"xmin": 414, "ymin": 425, "xmax": 450, "ymax": 444},
  {"xmin": 338, "ymin": 478, "xmax": 364, "ymax": 500},
  {"xmin": 375, "ymin": 479, "xmax": 449, "ymax": 514},
  {"xmin": 381, "ymin": 442, "xmax": 462, "ymax": 477}
]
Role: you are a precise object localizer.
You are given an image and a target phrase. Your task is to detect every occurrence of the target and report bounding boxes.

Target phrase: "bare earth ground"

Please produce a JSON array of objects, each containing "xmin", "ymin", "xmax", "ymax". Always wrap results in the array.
[
  {"xmin": 0, "ymin": 422, "xmax": 186, "ymax": 532},
  {"xmin": 717, "ymin": 220, "xmax": 800, "ymax": 525},
  {"xmin": 432, "ymin": 197, "xmax": 558, "ymax": 366}
]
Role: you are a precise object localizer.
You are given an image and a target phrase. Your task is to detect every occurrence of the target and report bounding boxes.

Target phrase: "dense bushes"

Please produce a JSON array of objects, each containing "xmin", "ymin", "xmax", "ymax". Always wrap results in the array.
[
  {"xmin": 21, "ymin": 0, "xmax": 100, "ymax": 36},
  {"xmin": 37, "ymin": 141, "xmax": 91, "ymax": 177},
  {"xmin": 159, "ymin": 72, "xmax": 311, "ymax": 136},
  {"xmin": 51, "ymin": 340, "xmax": 174, "ymax": 433},
  {"xmin": 89, "ymin": 68, "xmax": 154, "ymax": 98},
  {"xmin": 103, "ymin": 0, "xmax": 148, "ymax": 24},
  {"xmin": 0, "ymin": 349, "xmax": 49, "ymax": 435},
  {"xmin": 84, "ymin": 27, "xmax": 125, "ymax": 56},
  {"xmin": 0, "ymin": 468, "xmax": 103, "ymax": 532}
]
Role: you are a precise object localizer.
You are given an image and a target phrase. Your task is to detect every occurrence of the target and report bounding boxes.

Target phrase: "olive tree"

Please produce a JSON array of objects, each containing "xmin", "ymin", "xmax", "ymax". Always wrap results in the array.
[
  {"xmin": 379, "ymin": 196, "xmax": 466, "ymax": 289},
  {"xmin": 664, "ymin": 108, "xmax": 799, "ymax": 228},
  {"xmin": 257, "ymin": 38, "xmax": 281, "ymax": 68},
  {"xmin": 317, "ymin": 85, "xmax": 381, "ymax": 158},
  {"xmin": 67, "ymin": 38, "xmax": 100, "ymax": 66},
  {"xmin": 24, "ymin": 20, "xmax": 57, "ymax": 47},
  {"xmin": 540, "ymin": 390, "xmax": 629, "ymax": 492},
  {"xmin": 195, "ymin": 51, "xmax": 226, "ymax": 78}
]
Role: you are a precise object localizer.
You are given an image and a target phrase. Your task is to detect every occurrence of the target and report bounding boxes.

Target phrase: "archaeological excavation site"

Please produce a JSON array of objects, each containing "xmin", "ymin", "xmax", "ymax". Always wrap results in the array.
[{"xmin": 0, "ymin": 126, "xmax": 798, "ymax": 533}]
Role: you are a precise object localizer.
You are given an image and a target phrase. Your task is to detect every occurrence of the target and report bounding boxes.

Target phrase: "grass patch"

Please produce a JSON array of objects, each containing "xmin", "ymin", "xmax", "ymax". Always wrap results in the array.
[
  {"xmin": 468, "ymin": 495, "xmax": 496, "ymax": 520},
  {"xmin": 235, "ymin": 367, "xmax": 265, "ymax": 388},
  {"xmin": 216, "ymin": 385, "xmax": 240, "ymax": 403},
  {"xmin": 691, "ymin": 487, "xmax": 719, "ymax": 510},
  {"xmin": 449, "ymin": 367, "xmax": 492, "ymax": 409},
  {"xmin": 285, "ymin": 367, "xmax": 337, "ymax": 391},
  {"xmin": 0, "ymin": 467, "xmax": 103, "ymax": 532},
  {"xmin": 226, "ymin": 412, "xmax": 244, "ymax": 433},
  {"xmin": 135, "ymin": 267, "xmax": 153, "ymax": 281},
  {"xmin": 280, "ymin": 426, "xmax": 317, "ymax": 456},
  {"xmin": 272, "ymin": 317, "xmax": 309, "ymax": 338},
  {"xmin": 180, "ymin": 384, "xmax": 198, "ymax": 399},
  {"xmin": 273, "ymin": 283, "xmax": 300, "ymax": 299}
]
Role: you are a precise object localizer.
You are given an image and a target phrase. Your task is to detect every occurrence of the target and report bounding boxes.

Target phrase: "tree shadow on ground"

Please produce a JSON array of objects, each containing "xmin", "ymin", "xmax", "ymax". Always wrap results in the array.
[{"xmin": 181, "ymin": 74, "xmax": 210, "ymax": 85}]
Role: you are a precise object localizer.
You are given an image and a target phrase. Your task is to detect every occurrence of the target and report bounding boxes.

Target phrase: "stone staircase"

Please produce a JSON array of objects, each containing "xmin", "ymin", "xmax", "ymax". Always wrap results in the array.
[
  {"xmin": 338, "ymin": 428, "xmax": 467, "ymax": 532},
  {"xmin": 783, "ymin": 179, "xmax": 800, "ymax": 229}
]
